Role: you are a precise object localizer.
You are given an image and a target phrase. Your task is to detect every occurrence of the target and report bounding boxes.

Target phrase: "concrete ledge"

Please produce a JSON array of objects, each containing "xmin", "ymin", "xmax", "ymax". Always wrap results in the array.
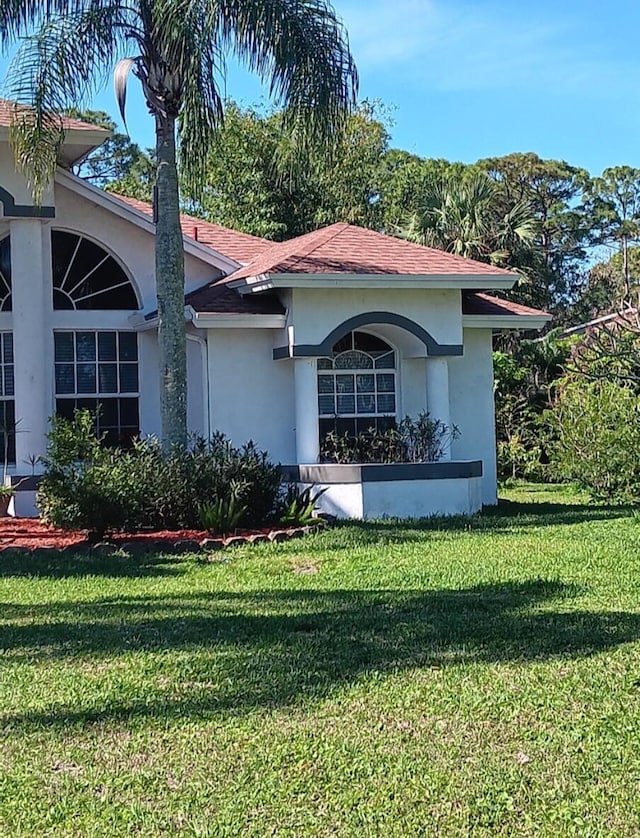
[{"xmin": 281, "ymin": 461, "xmax": 483, "ymax": 484}]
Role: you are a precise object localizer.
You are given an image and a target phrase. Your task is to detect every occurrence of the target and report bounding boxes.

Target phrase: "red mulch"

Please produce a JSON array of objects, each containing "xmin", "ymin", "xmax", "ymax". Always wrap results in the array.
[{"xmin": 0, "ymin": 517, "xmax": 286, "ymax": 551}]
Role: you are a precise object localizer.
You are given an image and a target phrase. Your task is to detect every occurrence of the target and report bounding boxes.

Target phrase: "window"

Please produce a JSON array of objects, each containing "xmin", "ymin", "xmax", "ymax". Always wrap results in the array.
[
  {"xmin": 318, "ymin": 331, "xmax": 396, "ymax": 441},
  {"xmin": 54, "ymin": 331, "xmax": 139, "ymax": 446},
  {"xmin": 0, "ymin": 333, "xmax": 15, "ymax": 463},
  {"xmin": 0, "ymin": 237, "xmax": 12, "ymax": 311},
  {"xmin": 52, "ymin": 231, "xmax": 139, "ymax": 310}
]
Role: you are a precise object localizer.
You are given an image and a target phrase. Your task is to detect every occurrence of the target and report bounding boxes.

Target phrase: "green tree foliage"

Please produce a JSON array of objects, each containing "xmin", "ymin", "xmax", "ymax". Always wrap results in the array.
[
  {"xmin": 3, "ymin": 0, "xmax": 357, "ymax": 451},
  {"xmin": 64, "ymin": 108, "xmax": 154, "ymax": 198},
  {"xmin": 186, "ymin": 101, "xmax": 389, "ymax": 240},
  {"xmin": 478, "ymin": 153, "xmax": 592, "ymax": 311}
]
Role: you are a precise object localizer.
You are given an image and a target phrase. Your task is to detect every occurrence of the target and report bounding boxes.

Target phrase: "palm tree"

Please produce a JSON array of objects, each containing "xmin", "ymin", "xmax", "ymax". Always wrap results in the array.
[
  {"xmin": 400, "ymin": 170, "xmax": 538, "ymax": 270},
  {"xmin": 2, "ymin": 0, "xmax": 357, "ymax": 451}
]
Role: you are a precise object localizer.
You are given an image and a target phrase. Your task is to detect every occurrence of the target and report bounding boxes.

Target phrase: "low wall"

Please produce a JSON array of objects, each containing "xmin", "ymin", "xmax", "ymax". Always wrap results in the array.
[{"xmin": 281, "ymin": 461, "xmax": 484, "ymax": 520}]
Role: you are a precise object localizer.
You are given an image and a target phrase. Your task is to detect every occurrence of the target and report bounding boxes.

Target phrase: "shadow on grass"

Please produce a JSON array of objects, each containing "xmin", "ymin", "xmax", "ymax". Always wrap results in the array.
[
  {"xmin": 317, "ymin": 497, "xmax": 635, "ymax": 549},
  {"xmin": 0, "ymin": 550, "xmax": 187, "ymax": 578},
  {"xmin": 2, "ymin": 580, "xmax": 640, "ymax": 727}
]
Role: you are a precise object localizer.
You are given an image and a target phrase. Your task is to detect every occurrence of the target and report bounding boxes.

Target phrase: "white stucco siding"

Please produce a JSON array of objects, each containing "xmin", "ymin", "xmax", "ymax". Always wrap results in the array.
[
  {"xmin": 289, "ymin": 287, "xmax": 462, "ymax": 350},
  {"xmin": 207, "ymin": 328, "xmax": 295, "ymax": 463},
  {"xmin": 0, "ymin": 145, "xmax": 55, "ymax": 207},
  {"xmin": 448, "ymin": 328, "xmax": 497, "ymax": 505},
  {"xmin": 54, "ymin": 184, "xmax": 219, "ymax": 310},
  {"xmin": 400, "ymin": 358, "xmax": 426, "ymax": 418}
]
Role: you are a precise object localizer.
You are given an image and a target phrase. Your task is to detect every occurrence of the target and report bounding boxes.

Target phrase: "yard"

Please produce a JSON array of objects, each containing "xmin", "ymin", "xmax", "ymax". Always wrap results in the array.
[{"xmin": 1, "ymin": 484, "xmax": 640, "ymax": 836}]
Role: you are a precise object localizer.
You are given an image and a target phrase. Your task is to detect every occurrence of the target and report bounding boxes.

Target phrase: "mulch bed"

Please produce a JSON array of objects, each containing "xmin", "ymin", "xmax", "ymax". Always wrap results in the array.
[{"xmin": 0, "ymin": 517, "xmax": 323, "ymax": 554}]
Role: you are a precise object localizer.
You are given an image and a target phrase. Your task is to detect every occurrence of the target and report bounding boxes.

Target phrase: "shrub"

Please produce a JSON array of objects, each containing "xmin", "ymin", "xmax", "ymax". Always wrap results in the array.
[
  {"xmin": 38, "ymin": 411, "xmax": 283, "ymax": 536},
  {"xmin": 320, "ymin": 412, "xmax": 459, "ymax": 464},
  {"xmin": 549, "ymin": 379, "xmax": 640, "ymax": 501}
]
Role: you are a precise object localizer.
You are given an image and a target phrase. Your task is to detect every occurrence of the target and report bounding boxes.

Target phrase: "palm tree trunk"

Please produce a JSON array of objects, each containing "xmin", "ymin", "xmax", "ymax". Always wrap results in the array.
[{"xmin": 155, "ymin": 112, "xmax": 187, "ymax": 453}]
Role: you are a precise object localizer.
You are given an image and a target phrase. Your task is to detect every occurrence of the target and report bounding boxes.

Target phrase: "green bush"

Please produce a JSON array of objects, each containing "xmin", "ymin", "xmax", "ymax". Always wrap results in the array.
[
  {"xmin": 320, "ymin": 412, "xmax": 459, "ymax": 464},
  {"xmin": 38, "ymin": 411, "xmax": 283, "ymax": 536},
  {"xmin": 549, "ymin": 379, "xmax": 640, "ymax": 500}
]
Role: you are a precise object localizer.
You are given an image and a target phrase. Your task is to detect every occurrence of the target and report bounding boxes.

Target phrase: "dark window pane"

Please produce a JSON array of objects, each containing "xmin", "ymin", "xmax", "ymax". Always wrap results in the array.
[
  {"xmin": 377, "ymin": 373, "xmax": 395, "ymax": 392},
  {"xmin": 357, "ymin": 394, "xmax": 376, "ymax": 414},
  {"xmin": 76, "ymin": 332, "xmax": 96, "ymax": 361},
  {"xmin": 377, "ymin": 394, "xmax": 396, "ymax": 413},
  {"xmin": 77, "ymin": 363, "xmax": 96, "ymax": 393},
  {"xmin": 356, "ymin": 374, "xmax": 375, "ymax": 393},
  {"xmin": 317, "ymin": 357, "xmax": 333, "ymax": 371},
  {"xmin": 119, "ymin": 364, "xmax": 138, "ymax": 393},
  {"xmin": 336, "ymin": 374, "xmax": 354, "ymax": 394},
  {"xmin": 336, "ymin": 418, "xmax": 356, "ymax": 438},
  {"xmin": 55, "ymin": 399, "xmax": 76, "ymax": 421},
  {"xmin": 318, "ymin": 395, "xmax": 334, "ymax": 415},
  {"xmin": 335, "ymin": 350, "xmax": 373, "ymax": 370},
  {"xmin": 0, "ymin": 400, "xmax": 16, "ymax": 464},
  {"xmin": 318, "ymin": 374, "xmax": 334, "ymax": 395},
  {"xmin": 353, "ymin": 331, "xmax": 392, "ymax": 352},
  {"xmin": 76, "ymin": 398, "xmax": 98, "ymax": 413},
  {"xmin": 53, "ymin": 289, "xmax": 74, "ymax": 310},
  {"xmin": 377, "ymin": 417, "xmax": 396, "ymax": 433},
  {"xmin": 54, "ymin": 332, "xmax": 74, "ymax": 362},
  {"xmin": 374, "ymin": 352, "xmax": 395, "ymax": 369},
  {"xmin": 119, "ymin": 398, "xmax": 139, "ymax": 426},
  {"xmin": 0, "ymin": 238, "xmax": 11, "ymax": 289},
  {"xmin": 51, "ymin": 231, "xmax": 79, "ymax": 291},
  {"xmin": 2, "ymin": 334, "xmax": 13, "ymax": 365},
  {"xmin": 97, "ymin": 398, "xmax": 119, "ymax": 427},
  {"xmin": 98, "ymin": 332, "xmax": 117, "ymax": 361},
  {"xmin": 332, "ymin": 334, "xmax": 352, "ymax": 354},
  {"xmin": 118, "ymin": 333, "xmax": 138, "ymax": 361},
  {"xmin": 4, "ymin": 366, "xmax": 13, "ymax": 398},
  {"xmin": 355, "ymin": 418, "xmax": 378, "ymax": 436},
  {"xmin": 55, "ymin": 364, "xmax": 75, "ymax": 394},
  {"xmin": 98, "ymin": 363, "xmax": 118, "ymax": 393},
  {"xmin": 337, "ymin": 394, "xmax": 355, "ymax": 414}
]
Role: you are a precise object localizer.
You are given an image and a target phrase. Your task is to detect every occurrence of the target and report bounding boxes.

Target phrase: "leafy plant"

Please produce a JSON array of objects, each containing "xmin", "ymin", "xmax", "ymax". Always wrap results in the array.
[
  {"xmin": 198, "ymin": 482, "xmax": 247, "ymax": 535},
  {"xmin": 38, "ymin": 411, "xmax": 283, "ymax": 537},
  {"xmin": 280, "ymin": 485, "xmax": 327, "ymax": 527},
  {"xmin": 320, "ymin": 412, "xmax": 459, "ymax": 464}
]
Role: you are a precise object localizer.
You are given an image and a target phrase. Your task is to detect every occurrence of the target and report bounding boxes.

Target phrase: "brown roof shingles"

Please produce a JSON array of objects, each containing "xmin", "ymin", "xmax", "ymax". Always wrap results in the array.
[
  {"xmin": 227, "ymin": 223, "xmax": 518, "ymax": 281},
  {"xmin": 0, "ymin": 98, "xmax": 107, "ymax": 133},
  {"xmin": 185, "ymin": 283, "xmax": 284, "ymax": 316},
  {"xmin": 111, "ymin": 194, "xmax": 271, "ymax": 264},
  {"xmin": 462, "ymin": 292, "xmax": 549, "ymax": 318}
]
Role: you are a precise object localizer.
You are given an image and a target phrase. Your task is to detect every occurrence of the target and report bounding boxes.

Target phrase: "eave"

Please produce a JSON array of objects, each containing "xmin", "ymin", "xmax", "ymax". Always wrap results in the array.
[
  {"xmin": 462, "ymin": 314, "xmax": 552, "ymax": 330},
  {"xmin": 229, "ymin": 272, "xmax": 518, "ymax": 294}
]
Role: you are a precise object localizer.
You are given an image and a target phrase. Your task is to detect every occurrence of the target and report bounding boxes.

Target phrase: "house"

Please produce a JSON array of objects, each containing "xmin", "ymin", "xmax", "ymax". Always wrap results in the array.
[{"xmin": 0, "ymin": 102, "xmax": 551, "ymax": 518}]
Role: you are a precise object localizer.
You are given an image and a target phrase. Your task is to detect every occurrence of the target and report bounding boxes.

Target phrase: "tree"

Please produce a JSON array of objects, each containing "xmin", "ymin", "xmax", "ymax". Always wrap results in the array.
[
  {"xmin": 2, "ymin": 0, "xmax": 357, "ymax": 450},
  {"xmin": 398, "ymin": 169, "xmax": 539, "ymax": 273},
  {"xmin": 64, "ymin": 108, "xmax": 155, "ymax": 198},
  {"xmin": 583, "ymin": 166, "xmax": 640, "ymax": 301}
]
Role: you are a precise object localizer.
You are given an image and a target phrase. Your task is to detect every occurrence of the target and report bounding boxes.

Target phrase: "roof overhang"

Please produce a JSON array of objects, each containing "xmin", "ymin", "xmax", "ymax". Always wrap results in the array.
[
  {"xmin": 229, "ymin": 272, "xmax": 518, "ymax": 293},
  {"xmin": 55, "ymin": 169, "xmax": 241, "ymax": 274},
  {"xmin": 462, "ymin": 314, "xmax": 552, "ymax": 330},
  {"xmin": 0, "ymin": 124, "xmax": 110, "ymax": 167},
  {"xmin": 129, "ymin": 308, "xmax": 287, "ymax": 331}
]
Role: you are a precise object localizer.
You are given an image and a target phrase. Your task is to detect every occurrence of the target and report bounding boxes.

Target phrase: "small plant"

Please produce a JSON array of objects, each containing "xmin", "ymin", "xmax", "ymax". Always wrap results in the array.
[
  {"xmin": 280, "ymin": 484, "xmax": 327, "ymax": 526},
  {"xmin": 198, "ymin": 482, "xmax": 247, "ymax": 534}
]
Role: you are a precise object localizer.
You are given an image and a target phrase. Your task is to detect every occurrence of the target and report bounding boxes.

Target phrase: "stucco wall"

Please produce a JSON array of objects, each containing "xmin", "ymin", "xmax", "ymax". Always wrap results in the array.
[
  {"xmin": 289, "ymin": 287, "xmax": 462, "ymax": 351},
  {"xmin": 207, "ymin": 328, "xmax": 295, "ymax": 463},
  {"xmin": 448, "ymin": 328, "xmax": 497, "ymax": 505}
]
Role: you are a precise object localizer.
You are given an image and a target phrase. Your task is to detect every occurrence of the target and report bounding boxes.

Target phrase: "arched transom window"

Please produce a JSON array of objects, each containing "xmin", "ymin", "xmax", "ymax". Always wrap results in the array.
[
  {"xmin": 318, "ymin": 330, "xmax": 396, "ymax": 440},
  {"xmin": 52, "ymin": 231, "xmax": 139, "ymax": 310}
]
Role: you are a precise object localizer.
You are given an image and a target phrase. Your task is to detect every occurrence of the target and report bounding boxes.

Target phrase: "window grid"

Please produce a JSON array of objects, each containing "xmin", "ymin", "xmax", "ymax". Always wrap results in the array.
[
  {"xmin": 318, "ymin": 331, "xmax": 397, "ymax": 441},
  {"xmin": 54, "ymin": 330, "xmax": 139, "ymax": 446},
  {"xmin": 0, "ymin": 333, "xmax": 15, "ymax": 463}
]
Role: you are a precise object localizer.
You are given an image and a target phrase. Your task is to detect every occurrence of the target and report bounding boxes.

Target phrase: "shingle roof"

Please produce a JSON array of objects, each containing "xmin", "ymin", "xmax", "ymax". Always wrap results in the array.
[
  {"xmin": 462, "ymin": 292, "xmax": 549, "ymax": 318},
  {"xmin": 226, "ymin": 222, "xmax": 518, "ymax": 281},
  {"xmin": 185, "ymin": 283, "xmax": 284, "ymax": 315},
  {"xmin": 111, "ymin": 194, "xmax": 271, "ymax": 264},
  {"xmin": 0, "ymin": 98, "xmax": 107, "ymax": 133}
]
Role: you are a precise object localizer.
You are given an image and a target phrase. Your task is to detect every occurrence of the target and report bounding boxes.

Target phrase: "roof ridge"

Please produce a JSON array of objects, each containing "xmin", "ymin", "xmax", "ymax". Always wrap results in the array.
[{"xmin": 284, "ymin": 223, "xmax": 351, "ymax": 270}]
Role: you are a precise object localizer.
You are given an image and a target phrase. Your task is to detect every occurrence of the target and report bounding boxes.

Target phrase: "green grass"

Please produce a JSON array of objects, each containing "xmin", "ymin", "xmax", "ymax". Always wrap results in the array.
[{"xmin": 2, "ymin": 484, "xmax": 640, "ymax": 836}]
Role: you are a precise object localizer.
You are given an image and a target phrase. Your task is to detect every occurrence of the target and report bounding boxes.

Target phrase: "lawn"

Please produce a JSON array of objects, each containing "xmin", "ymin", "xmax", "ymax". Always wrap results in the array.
[{"xmin": 1, "ymin": 484, "xmax": 640, "ymax": 836}]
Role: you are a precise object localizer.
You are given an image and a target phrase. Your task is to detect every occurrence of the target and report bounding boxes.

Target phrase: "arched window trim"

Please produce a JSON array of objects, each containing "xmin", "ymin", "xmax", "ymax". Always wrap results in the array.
[{"xmin": 51, "ymin": 229, "xmax": 141, "ymax": 311}]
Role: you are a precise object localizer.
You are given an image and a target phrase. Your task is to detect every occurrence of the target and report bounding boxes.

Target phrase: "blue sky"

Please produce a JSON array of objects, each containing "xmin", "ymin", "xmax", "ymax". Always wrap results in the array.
[{"xmin": 1, "ymin": 0, "xmax": 640, "ymax": 175}]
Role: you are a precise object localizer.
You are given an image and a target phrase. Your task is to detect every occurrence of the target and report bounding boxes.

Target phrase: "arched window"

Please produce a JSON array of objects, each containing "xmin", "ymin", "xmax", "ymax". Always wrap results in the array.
[
  {"xmin": 52, "ymin": 231, "xmax": 139, "ymax": 310},
  {"xmin": 318, "ymin": 330, "xmax": 396, "ymax": 441},
  {"xmin": 0, "ymin": 237, "xmax": 12, "ymax": 311}
]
